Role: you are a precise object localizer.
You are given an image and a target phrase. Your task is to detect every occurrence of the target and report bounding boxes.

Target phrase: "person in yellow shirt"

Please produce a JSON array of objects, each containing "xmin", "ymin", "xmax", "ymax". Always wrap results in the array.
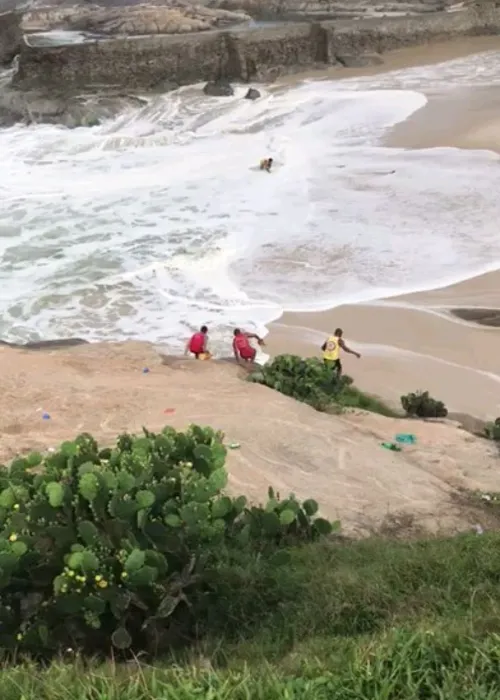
[{"xmin": 321, "ymin": 327, "xmax": 361, "ymax": 376}]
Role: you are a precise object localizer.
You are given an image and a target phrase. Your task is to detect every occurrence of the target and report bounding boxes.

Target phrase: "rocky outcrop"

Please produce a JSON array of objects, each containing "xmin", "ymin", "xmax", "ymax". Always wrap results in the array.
[
  {"xmin": 0, "ymin": 337, "xmax": 88, "ymax": 349},
  {"xmin": 14, "ymin": 6, "xmax": 500, "ymax": 93},
  {"xmin": 0, "ymin": 10, "xmax": 22, "ymax": 64},
  {"xmin": 203, "ymin": 78, "xmax": 234, "ymax": 95},
  {"xmin": 205, "ymin": 0, "xmax": 463, "ymax": 20},
  {"xmin": 244, "ymin": 87, "xmax": 260, "ymax": 99},
  {"xmin": 1, "ymin": 340, "xmax": 500, "ymax": 535},
  {"xmin": 0, "ymin": 83, "xmax": 147, "ymax": 127},
  {"xmin": 22, "ymin": 3, "xmax": 251, "ymax": 35},
  {"xmin": 16, "ymin": 31, "xmax": 231, "ymax": 89}
]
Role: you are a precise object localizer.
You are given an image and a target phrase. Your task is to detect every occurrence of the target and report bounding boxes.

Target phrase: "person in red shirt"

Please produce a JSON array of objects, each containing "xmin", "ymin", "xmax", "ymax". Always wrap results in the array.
[
  {"xmin": 185, "ymin": 325, "xmax": 209, "ymax": 359},
  {"xmin": 232, "ymin": 328, "xmax": 264, "ymax": 365}
]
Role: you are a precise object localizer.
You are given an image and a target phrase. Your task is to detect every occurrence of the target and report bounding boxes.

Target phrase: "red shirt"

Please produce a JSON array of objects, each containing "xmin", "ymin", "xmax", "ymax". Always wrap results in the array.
[
  {"xmin": 233, "ymin": 333, "xmax": 253, "ymax": 359},
  {"xmin": 189, "ymin": 332, "xmax": 206, "ymax": 354}
]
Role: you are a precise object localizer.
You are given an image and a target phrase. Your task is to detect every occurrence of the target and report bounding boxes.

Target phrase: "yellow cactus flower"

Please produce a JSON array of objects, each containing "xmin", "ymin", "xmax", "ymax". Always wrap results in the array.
[
  {"xmin": 16, "ymin": 633, "xmax": 22, "ymax": 641},
  {"xmin": 94, "ymin": 574, "xmax": 103, "ymax": 582},
  {"xmin": 9, "ymin": 534, "xmax": 17, "ymax": 542},
  {"xmin": 68, "ymin": 571, "xmax": 75, "ymax": 578},
  {"xmin": 121, "ymin": 572, "xmax": 128, "ymax": 579},
  {"xmin": 13, "ymin": 504, "xmax": 19, "ymax": 511},
  {"xmin": 97, "ymin": 579, "xmax": 108, "ymax": 589}
]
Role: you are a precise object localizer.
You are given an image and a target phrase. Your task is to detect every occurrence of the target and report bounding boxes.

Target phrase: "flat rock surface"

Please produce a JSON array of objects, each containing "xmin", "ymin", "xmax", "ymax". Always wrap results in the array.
[
  {"xmin": 17, "ymin": 0, "xmax": 472, "ymax": 37},
  {"xmin": 1, "ymin": 340, "xmax": 498, "ymax": 536},
  {"xmin": 22, "ymin": 2, "xmax": 251, "ymax": 34}
]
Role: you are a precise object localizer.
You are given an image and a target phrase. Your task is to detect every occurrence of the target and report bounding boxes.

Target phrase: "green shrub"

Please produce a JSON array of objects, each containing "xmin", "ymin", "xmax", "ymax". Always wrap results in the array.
[
  {"xmin": 484, "ymin": 418, "xmax": 500, "ymax": 440},
  {"xmin": 0, "ymin": 427, "xmax": 332, "ymax": 658},
  {"xmin": 249, "ymin": 354, "xmax": 396, "ymax": 416},
  {"xmin": 249, "ymin": 354, "xmax": 352, "ymax": 410},
  {"xmin": 400, "ymin": 390, "xmax": 448, "ymax": 418}
]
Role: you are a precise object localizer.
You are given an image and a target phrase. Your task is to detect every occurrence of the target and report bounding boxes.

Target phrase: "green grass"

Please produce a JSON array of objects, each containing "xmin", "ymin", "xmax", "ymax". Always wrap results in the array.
[
  {"xmin": 334, "ymin": 385, "xmax": 400, "ymax": 417},
  {"xmin": 3, "ymin": 633, "xmax": 500, "ymax": 700},
  {"xmin": 4, "ymin": 532, "xmax": 500, "ymax": 698}
]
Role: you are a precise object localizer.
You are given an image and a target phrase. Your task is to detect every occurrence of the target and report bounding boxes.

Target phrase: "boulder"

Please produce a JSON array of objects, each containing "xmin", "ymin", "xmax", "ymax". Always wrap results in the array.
[
  {"xmin": 244, "ymin": 87, "xmax": 260, "ymax": 99},
  {"xmin": 0, "ymin": 10, "xmax": 22, "ymax": 65},
  {"xmin": 203, "ymin": 79, "xmax": 234, "ymax": 96}
]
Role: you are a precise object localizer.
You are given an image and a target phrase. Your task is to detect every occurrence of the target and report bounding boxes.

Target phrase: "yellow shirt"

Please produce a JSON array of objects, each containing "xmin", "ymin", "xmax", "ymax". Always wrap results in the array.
[{"xmin": 323, "ymin": 335, "xmax": 340, "ymax": 361}]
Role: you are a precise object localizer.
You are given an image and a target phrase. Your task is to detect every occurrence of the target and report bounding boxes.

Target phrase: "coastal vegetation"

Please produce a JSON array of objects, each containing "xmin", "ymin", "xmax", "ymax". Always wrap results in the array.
[
  {"xmin": 249, "ymin": 354, "xmax": 456, "ymax": 422},
  {"xmin": 0, "ymin": 426, "xmax": 333, "ymax": 657},
  {"xmin": 2, "ymin": 425, "xmax": 500, "ymax": 698},
  {"xmin": 484, "ymin": 417, "xmax": 500, "ymax": 441},
  {"xmin": 400, "ymin": 389, "xmax": 448, "ymax": 418},
  {"xmin": 248, "ymin": 354, "xmax": 398, "ymax": 416}
]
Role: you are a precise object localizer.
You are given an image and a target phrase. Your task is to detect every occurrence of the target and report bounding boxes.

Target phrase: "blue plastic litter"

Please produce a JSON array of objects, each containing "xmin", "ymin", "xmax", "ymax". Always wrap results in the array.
[
  {"xmin": 42, "ymin": 413, "xmax": 51, "ymax": 420},
  {"xmin": 142, "ymin": 368, "xmax": 150, "ymax": 374},
  {"xmin": 395, "ymin": 433, "xmax": 416, "ymax": 444}
]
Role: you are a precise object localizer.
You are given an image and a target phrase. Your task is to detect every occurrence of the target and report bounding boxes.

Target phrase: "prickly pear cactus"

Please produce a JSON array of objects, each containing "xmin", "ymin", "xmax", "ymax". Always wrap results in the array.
[{"xmin": 0, "ymin": 424, "xmax": 334, "ymax": 657}]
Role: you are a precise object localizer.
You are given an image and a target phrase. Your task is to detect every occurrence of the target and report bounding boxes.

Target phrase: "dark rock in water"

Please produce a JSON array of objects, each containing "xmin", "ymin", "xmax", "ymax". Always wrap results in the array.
[
  {"xmin": 154, "ymin": 78, "xmax": 180, "ymax": 93},
  {"xmin": 335, "ymin": 53, "xmax": 384, "ymax": 68},
  {"xmin": 0, "ymin": 338, "xmax": 88, "ymax": 350},
  {"xmin": 244, "ymin": 87, "xmax": 260, "ymax": 100},
  {"xmin": 203, "ymin": 79, "xmax": 234, "ymax": 97},
  {"xmin": 0, "ymin": 10, "xmax": 22, "ymax": 65}
]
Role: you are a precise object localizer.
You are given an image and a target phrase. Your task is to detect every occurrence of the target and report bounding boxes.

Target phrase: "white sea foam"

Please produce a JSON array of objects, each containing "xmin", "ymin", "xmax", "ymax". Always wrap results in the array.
[{"xmin": 2, "ymin": 52, "xmax": 500, "ymax": 350}]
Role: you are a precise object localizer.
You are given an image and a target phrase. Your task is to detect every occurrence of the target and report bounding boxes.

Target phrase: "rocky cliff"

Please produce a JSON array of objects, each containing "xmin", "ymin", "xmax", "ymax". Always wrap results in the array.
[
  {"xmin": 13, "ymin": 6, "xmax": 500, "ymax": 91},
  {"xmin": 0, "ymin": 9, "xmax": 21, "ymax": 64}
]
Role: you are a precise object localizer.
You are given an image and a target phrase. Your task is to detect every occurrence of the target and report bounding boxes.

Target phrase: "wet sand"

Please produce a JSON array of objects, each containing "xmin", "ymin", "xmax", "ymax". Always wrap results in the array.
[
  {"xmin": 266, "ymin": 287, "xmax": 500, "ymax": 420},
  {"xmin": 268, "ymin": 39, "xmax": 500, "ymax": 420},
  {"xmin": 276, "ymin": 35, "xmax": 500, "ymax": 87}
]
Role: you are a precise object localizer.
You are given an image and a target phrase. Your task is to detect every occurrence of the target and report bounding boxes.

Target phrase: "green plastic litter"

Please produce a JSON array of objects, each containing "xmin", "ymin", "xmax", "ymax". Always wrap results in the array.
[
  {"xmin": 228, "ymin": 443, "xmax": 241, "ymax": 450},
  {"xmin": 381, "ymin": 442, "xmax": 402, "ymax": 452},
  {"xmin": 395, "ymin": 433, "xmax": 416, "ymax": 444}
]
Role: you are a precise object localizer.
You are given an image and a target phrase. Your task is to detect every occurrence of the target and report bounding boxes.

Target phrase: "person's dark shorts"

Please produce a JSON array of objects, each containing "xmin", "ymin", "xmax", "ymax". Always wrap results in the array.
[{"xmin": 324, "ymin": 358, "xmax": 342, "ymax": 373}]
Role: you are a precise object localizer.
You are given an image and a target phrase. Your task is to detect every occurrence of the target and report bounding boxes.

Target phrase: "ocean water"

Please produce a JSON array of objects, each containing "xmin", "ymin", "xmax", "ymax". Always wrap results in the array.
[{"xmin": 2, "ymin": 49, "xmax": 500, "ymax": 351}]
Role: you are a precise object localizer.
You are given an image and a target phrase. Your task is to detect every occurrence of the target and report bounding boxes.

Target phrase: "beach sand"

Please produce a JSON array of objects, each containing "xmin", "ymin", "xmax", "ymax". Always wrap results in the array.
[
  {"xmin": 276, "ymin": 35, "xmax": 500, "ymax": 88},
  {"xmin": 268, "ymin": 38, "xmax": 500, "ymax": 420}
]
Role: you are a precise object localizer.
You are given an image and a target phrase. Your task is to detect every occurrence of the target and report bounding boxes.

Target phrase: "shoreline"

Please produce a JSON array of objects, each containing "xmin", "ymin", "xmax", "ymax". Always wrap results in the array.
[
  {"xmin": 6, "ymin": 35, "xmax": 500, "ymax": 422},
  {"xmin": 265, "ymin": 268, "xmax": 500, "ymax": 420},
  {"xmin": 276, "ymin": 35, "xmax": 500, "ymax": 88},
  {"xmin": 267, "ymin": 41, "xmax": 500, "ymax": 419}
]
